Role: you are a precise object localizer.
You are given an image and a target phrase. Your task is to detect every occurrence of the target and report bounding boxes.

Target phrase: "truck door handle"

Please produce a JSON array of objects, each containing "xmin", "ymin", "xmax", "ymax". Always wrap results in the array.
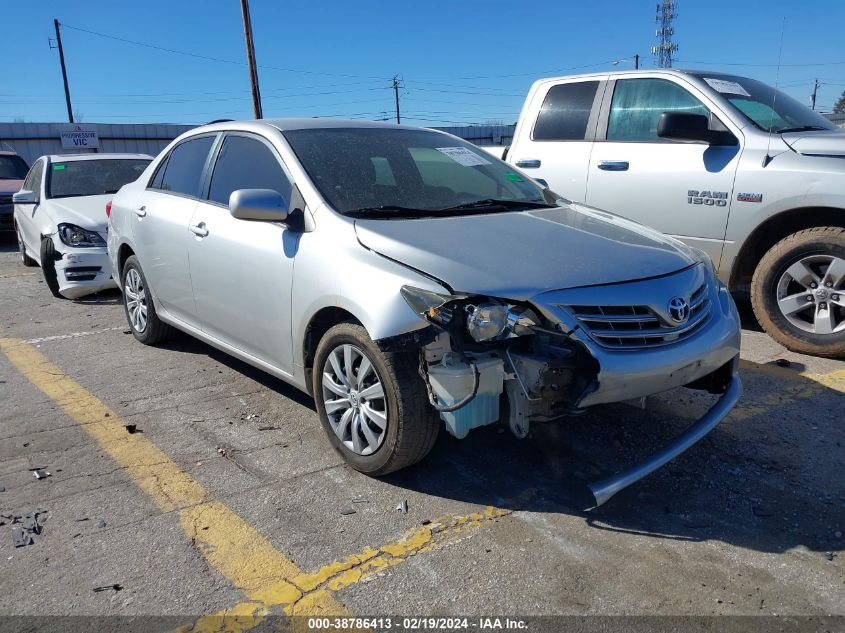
[
  {"xmin": 597, "ymin": 160, "xmax": 629, "ymax": 171},
  {"xmin": 134, "ymin": 205, "xmax": 147, "ymax": 217},
  {"xmin": 515, "ymin": 159, "xmax": 541, "ymax": 169},
  {"xmin": 189, "ymin": 222, "xmax": 209, "ymax": 238}
]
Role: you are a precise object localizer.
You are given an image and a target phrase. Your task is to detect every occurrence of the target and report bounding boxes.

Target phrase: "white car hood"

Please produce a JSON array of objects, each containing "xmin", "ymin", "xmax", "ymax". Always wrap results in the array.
[
  {"xmin": 46, "ymin": 194, "xmax": 111, "ymax": 233},
  {"xmin": 782, "ymin": 129, "xmax": 845, "ymax": 157}
]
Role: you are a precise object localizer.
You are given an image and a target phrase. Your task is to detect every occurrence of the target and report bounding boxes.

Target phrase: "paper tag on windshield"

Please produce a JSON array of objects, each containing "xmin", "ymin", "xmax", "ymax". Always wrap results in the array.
[
  {"xmin": 703, "ymin": 78, "xmax": 750, "ymax": 97},
  {"xmin": 435, "ymin": 147, "xmax": 491, "ymax": 167}
]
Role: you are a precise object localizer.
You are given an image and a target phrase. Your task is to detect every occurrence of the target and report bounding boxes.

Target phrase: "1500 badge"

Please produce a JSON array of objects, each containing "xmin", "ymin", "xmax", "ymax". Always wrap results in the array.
[{"xmin": 688, "ymin": 190, "xmax": 728, "ymax": 206}]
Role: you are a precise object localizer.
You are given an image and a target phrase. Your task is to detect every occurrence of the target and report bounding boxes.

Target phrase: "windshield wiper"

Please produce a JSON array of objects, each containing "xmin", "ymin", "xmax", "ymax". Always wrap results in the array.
[
  {"xmin": 774, "ymin": 125, "xmax": 828, "ymax": 134},
  {"xmin": 345, "ymin": 205, "xmax": 435, "ymax": 218},
  {"xmin": 438, "ymin": 198, "xmax": 551, "ymax": 212}
]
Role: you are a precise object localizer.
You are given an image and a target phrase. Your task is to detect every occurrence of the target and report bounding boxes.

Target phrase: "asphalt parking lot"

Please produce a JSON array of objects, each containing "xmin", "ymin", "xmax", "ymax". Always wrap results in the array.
[{"xmin": 0, "ymin": 237, "xmax": 843, "ymax": 629}]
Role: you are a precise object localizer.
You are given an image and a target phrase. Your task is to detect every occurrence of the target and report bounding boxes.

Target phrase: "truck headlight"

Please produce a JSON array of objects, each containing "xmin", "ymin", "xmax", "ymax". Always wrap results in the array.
[
  {"xmin": 57, "ymin": 223, "xmax": 106, "ymax": 248},
  {"xmin": 401, "ymin": 286, "xmax": 538, "ymax": 341}
]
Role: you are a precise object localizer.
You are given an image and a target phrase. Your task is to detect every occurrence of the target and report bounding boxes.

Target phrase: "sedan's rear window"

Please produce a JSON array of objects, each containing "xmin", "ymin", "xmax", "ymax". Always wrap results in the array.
[
  {"xmin": 48, "ymin": 159, "xmax": 150, "ymax": 199},
  {"xmin": 0, "ymin": 154, "xmax": 30, "ymax": 180}
]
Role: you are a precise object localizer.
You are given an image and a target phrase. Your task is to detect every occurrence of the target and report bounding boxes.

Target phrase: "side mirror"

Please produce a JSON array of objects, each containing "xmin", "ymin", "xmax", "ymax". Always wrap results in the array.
[
  {"xmin": 229, "ymin": 188, "xmax": 288, "ymax": 222},
  {"xmin": 657, "ymin": 112, "xmax": 736, "ymax": 145},
  {"xmin": 12, "ymin": 190, "xmax": 37, "ymax": 205}
]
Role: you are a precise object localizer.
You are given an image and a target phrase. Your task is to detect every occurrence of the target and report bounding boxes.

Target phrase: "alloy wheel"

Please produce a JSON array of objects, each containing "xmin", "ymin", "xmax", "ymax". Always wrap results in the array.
[
  {"xmin": 124, "ymin": 268, "xmax": 148, "ymax": 333},
  {"xmin": 321, "ymin": 344, "xmax": 388, "ymax": 455},
  {"xmin": 776, "ymin": 254, "xmax": 845, "ymax": 335}
]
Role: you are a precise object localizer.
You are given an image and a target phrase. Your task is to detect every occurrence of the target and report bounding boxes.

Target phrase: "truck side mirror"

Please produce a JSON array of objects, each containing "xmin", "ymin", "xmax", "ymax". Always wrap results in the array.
[{"xmin": 657, "ymin": 112, "xmax": 736, "ymax": 146}]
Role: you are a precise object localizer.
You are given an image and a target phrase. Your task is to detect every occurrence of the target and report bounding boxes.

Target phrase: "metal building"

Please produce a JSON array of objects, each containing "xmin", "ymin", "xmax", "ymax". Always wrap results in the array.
[{"xmin": 0, "ymin": 121, "xmax": 516, "ymax": 167}]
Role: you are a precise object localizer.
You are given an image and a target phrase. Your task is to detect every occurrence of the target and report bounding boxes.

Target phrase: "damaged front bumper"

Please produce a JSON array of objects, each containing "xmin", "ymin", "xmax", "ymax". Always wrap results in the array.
[{"xmin": 53, "ymin": 246, "xmax": 116, "ymax": 299}]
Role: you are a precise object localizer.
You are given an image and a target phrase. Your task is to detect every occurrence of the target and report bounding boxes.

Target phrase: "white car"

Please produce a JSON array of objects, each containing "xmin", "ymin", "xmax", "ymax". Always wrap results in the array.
[{"xmin": 13, "ymin": 153, "xmax": 151, "ymax": 299}]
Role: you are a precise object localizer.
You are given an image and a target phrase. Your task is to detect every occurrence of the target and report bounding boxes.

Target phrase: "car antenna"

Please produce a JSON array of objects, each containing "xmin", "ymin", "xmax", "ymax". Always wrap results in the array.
[{"xmin": 763, "ymin": 17, "xmax": 786, "ymax": 168}]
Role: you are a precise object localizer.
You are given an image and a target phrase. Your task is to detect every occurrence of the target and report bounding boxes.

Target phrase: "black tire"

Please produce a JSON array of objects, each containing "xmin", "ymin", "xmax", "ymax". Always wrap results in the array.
[
  {"xmin": 751, "ymin": 227, "xmax": 845, "ymax": 358},
  {"xmin": 121, "ymin": 255, "xmax": 174, "ymax": 345},
  {"xmin": 16, "ymin": 224, "xmax": 37, "ymax": 267},
  {"xmin": 39, "ymin": 237, "xmax": 64, "ymax": 299},
  {"xmin": 312, "ymin": 322, "xmax": 439, "ymax": 475}
]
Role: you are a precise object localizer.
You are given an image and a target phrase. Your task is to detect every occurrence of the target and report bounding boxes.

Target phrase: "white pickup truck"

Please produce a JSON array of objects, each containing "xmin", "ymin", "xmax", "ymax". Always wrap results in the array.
[{"xmin": 485, "ymin": 69, "xmax": 845, "ymax": 357}]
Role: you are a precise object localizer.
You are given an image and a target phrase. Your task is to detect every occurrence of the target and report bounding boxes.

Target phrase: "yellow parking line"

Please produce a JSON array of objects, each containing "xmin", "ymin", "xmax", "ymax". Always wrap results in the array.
[{"xmin": 0, "ymin": 337, "xmax": 349, "ymax": 622}]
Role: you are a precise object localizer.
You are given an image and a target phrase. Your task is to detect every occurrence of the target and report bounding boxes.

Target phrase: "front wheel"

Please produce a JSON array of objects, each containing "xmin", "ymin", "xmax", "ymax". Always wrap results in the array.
[
  {"xmin": 39, "ymin": 237, "xmax": 64, "ymax": 298},
  {"xmin": 312, "ymin": 323, "xmax": 439, "ymax": 475},
  {"xmin": 751, "ymin": 227, "xmax": 845, "ymax": 358}
]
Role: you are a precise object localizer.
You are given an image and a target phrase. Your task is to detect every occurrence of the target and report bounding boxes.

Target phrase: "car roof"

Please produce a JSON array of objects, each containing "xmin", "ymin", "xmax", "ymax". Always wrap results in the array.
[
  {"xmin": 45, "ymin": 153, "xmax": 153, "ymax": 162},
  {"xmin": 532, "ymin": 68, "xmax": 745, "ymax": 84},
  {"xmin": 183, "ymin": 117, "xmax": 437, "ymax": 138}
]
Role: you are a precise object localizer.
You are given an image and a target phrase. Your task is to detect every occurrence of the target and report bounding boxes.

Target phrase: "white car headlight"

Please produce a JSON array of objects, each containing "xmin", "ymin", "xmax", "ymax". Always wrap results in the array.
[
  {"xmin": 465, "ymin": 302, "xmax": 508, "ymax": 342},
  {"xmin": 57, "ymin": 223, "xmax": 106, "ymax": 248}
]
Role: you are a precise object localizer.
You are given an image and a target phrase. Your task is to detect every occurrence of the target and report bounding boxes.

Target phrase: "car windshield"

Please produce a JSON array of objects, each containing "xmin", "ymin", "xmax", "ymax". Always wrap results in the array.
[
  {"xmin": 692, "ymin": 72, "xmax": 837, "ymax": 133},
  {"xmin": 282, "ymin": 127, "xmax": 547, "ymax": 217},
  {"xmin": 47, "ymin": 159, "xmax": 150, "ymax": 199},
  {"xmin": 0, "ymin": 154, "xmax": 29, "ymax": 180}
]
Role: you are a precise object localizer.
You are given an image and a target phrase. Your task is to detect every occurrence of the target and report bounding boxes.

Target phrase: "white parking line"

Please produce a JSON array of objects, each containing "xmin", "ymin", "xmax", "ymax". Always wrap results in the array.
[{"xmin": 25, "ymin": 327, "xmax": 126, "ymax": 345}]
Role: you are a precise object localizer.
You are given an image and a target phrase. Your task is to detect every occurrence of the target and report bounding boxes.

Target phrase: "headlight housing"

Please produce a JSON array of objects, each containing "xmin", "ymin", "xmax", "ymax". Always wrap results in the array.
[
  {"xmin": 57, "ymin": 223, "xmax": 106, "ymax": 248},
  {"xmin": 401, "ymin": 286, "xmax": 538, "ymax": 342}
]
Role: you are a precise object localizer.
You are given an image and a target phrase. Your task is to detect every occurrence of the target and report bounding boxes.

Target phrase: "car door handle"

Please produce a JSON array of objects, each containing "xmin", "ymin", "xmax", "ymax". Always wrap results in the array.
[
  {"xmin": 189, "ymin": 222, "xmax": 209, "ymax": 238},
  {"xmin": 515, "ymin": 159, "xmax": 541, "ymax": 169},
  {"xmin": 597, "ymin": 160, "xmax": 629, "ymax": 171},
  {"xmin": 134, "ymin": 205, "xmax": 147, "ymax": 217}
]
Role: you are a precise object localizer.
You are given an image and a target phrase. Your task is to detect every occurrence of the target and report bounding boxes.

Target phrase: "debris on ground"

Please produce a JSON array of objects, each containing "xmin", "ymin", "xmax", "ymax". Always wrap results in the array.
[
  {"xmin": 96, "ymin": 519, "xmax": 107, "ymax": 529},
  {"xmin": 352, "ymin": 497, "xmax": 369, "ymax": 504},
  {"xmin": 0, "ymin": 487, "xmax": 5, "ymax": 493},
  {"xmin": 257, "ymin": 425, "xmax": 280, "ymax": 431},
  {"xmin": 124, "ymin": 424, "xmax": 137, "ymax": 434},
  {"xmin": 340, "ymin": 508, "xmax": 356, "ymax": 516},
  {"xmin": 23, "ymin": 512, "xmax": 42, "ymax": 535},
  {"xmin": 12, "ymin": 525, "xmax": 31, "ymax": 548},
  {"xmin": 31, "ymin": 468, "xmax": 50, "ymax": 480},
  {"xmin": 93, "ymin": 584, "xmax": 123, "ymax": 592},
  {"xmin": 217, "ymin": 447, "xmax": 227, "ymax": 457},
  {"xmin": 395, "ymin": 500, "xmax": 409, "ymax": 514}
]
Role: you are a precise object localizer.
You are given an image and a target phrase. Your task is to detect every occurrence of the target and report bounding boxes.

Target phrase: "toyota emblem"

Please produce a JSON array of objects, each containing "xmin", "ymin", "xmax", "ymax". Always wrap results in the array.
[{"xmin": 667, "ymin": 296, "xmax": 690, "ymax": 323}]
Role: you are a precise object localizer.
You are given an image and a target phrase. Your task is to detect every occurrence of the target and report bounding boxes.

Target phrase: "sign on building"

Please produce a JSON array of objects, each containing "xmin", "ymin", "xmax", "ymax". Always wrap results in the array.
[{"xmin": 59, "ymin": 125, "xmax": 99, "ymax": 149}]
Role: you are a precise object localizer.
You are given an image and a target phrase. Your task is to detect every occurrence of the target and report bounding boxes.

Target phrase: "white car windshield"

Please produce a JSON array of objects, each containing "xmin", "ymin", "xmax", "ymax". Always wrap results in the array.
[
  {"xmin": 48, "ymin": 159, "xmax": 150, "ymax": 199},
  {"xmin": 282, "ymin": 127, "xmax": 548, "ymax": 217}
]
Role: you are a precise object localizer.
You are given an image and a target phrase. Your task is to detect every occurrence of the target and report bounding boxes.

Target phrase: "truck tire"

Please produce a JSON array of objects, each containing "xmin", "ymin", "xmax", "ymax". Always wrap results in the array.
[
  {"xmin": 312, "ymin": 322, "xmax": 439, "ymax": 475},
  {"xmin": 39, "ymin": 237, "xmax": 65, "ymax": 299},
  {"xmin": 121, "ymin": 255, "xmax": 174, "ymax": 345},
  {"xmin": 751, "ymin": 227, "xmax": 845, "ymax": 358}
]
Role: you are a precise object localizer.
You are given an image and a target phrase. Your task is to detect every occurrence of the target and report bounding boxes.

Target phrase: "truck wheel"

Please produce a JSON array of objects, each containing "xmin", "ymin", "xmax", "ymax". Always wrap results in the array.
[
  {"xmin": 39, "ymin": 237, "xmax": 65, "ymax": 299},
  {"xmin": 312, "ymin": 322, "xmax": 439, "ymax": 475},
  {"xmin": 121, "ymin": 255, "xmax": 174, "ymax": 345},
  {"xmin": 751, "ymin": 227, "xmax": 845, "ymax": 358}
]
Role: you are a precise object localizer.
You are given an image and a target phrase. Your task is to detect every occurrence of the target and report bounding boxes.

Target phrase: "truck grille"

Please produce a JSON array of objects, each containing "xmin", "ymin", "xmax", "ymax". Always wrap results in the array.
[{"xmin": 564, "ymin": 283, "xmax": 711, "ymax": 349}]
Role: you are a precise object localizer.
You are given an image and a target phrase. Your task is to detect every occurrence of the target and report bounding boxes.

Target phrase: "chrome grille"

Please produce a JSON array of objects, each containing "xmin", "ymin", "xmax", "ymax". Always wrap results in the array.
[{"xmin": 564, "ymin": 283, "xmax": 711, "ymax": 349}]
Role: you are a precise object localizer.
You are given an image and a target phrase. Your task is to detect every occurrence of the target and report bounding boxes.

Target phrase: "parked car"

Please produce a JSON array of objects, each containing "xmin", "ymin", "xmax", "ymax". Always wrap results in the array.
[
  {"xmin": 0, "ymin": 150, "xmax": 29, "ymax": 234},
  {"xmin": 484, "ymin": 69, "xmax": 845, "ymax": 357},
  {"xmin": 13, "ymin": 153, "xmax": 151, "ymax": 299},
  {"xmin": 108, "ymin": 119, "xmax": 741, "ymax": 506}
]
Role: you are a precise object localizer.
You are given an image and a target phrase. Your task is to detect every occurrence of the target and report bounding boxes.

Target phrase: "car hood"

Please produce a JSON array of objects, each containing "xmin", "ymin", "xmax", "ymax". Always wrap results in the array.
[
  {"xmin": 45, "ymin": 194, "xmax": 111, "ymax": 233},
  {"xmin": 354, "ymin": 203, "xmax": 700, "ymax": 299},
  {"xmin": 782, "ymin": 128, "xmax": 845, "ymax": 157},
  {"xmin": 0, "ymin": 179, "xmax": 23, "ymax": 195}
]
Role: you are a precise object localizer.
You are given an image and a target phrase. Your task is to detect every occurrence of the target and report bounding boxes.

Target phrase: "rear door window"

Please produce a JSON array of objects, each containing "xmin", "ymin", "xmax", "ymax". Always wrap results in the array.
[
  {"xmin": 607, "ymin": 78, "xmax": 709, "ymax": 141},
  {"xmin": 159, "ymin": 136, "xmax": 215, "ymax": 197},
  {"xmin": 532, "ymin": 81, "xmax": 600, "ymax": 141},
  {"xmin": 207, "ymin": 135, "xmax": 292, "ymax": 206}
]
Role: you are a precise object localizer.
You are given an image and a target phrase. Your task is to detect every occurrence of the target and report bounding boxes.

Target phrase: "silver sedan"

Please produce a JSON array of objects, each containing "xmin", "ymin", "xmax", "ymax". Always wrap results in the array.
[{"xmin": 107, "ymin": 119, "xmax": 741, "ymax": 506}]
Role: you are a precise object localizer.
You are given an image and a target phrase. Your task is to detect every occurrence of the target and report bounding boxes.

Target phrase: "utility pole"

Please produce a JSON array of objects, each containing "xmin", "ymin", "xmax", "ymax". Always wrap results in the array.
[
  {"xmin": 652, "ymin": 1, "xmax": 679, "ymax": 68},
  {"xmin": 634, "ymin": 53, "xmax": 640, "ymax": 69},
  {"xmin": 392, "ymin": 75, "xmax": 402, "ymax": 124},
  {"xmin": 811, "ymin": 78, "xmax": 819, "ymax": 110},
  {"xmin": 52, "ymin": 19, "xmax": 74, "ymax": 123},
  {"xmin": 239, "ymin": 0, "xmax": 263, "ymax": 119}
]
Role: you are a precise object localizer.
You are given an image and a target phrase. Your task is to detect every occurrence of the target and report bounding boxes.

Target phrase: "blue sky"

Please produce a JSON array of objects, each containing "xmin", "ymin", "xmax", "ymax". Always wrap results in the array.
[{"xmin": 3, "ymin": 0, "xmax": 845, "ymax": 126}]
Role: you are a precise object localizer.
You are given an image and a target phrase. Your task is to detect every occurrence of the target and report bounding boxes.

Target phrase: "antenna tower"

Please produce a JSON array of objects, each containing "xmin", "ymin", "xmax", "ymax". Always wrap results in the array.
[{"xmin": 652, "ymin": 1, "xmax": 678, "ymax": 68}]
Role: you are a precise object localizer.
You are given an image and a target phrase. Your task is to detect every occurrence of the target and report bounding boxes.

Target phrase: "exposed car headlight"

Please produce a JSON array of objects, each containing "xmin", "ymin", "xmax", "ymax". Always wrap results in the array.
[
  {"xmin": 57, "ymin": 223, "xmax": 106, "ymax": 248},
  {"xmin": 401, "ymin": 286, "xmax": 538, "ymax": 342}
]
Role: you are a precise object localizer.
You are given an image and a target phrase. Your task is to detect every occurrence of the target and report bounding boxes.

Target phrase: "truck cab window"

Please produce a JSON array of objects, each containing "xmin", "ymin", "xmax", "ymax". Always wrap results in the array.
[
  {"xmin": 532, "ymin": 81, "xmax": 599, "ymax": 141},
  {"xmin": 607, "ymin": 78, "xmax": 709, "ymax": 142}
]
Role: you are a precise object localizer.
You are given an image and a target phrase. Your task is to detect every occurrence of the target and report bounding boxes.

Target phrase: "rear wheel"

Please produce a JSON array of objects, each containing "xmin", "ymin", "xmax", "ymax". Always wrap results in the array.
[
  {"xmin": 39, "ymin": 237, "xmax": 64, "ymax": 298},
  {"xmin": 16, "ymin": 224, "xmax": 36, "ymax": 267},
  {"xmin": 312, "ymin": 322, "xmax": 439, "ymax": 475},
  {"xmin": 121, "ymin": 255, "xmax": 174, "ymax": 345},
  {"xmin": 751, "ymin": 227, "xmax": 845, "ymax": 358}
]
